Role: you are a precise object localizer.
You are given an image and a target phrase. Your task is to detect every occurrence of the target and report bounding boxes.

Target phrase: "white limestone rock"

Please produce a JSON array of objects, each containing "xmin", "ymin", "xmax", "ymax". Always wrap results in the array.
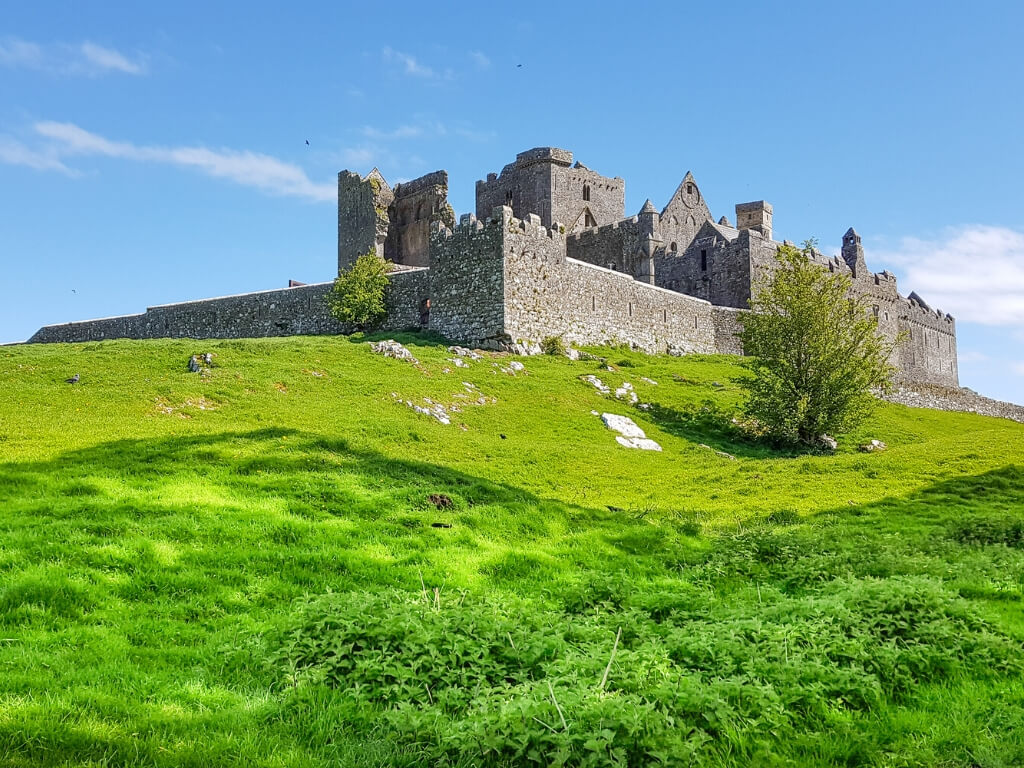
[
  {"xmin": 601, "ymin": 412, "xmax": 645, "ymax": 438},
  {"xmin": 370, "ymin": 339, "xmax": 418, "ymax": 364},
  {"xmin": 448, "ymin": 345, "xmax": 482, "ymax": 360},
  {"xmin": 582, "ymin": 375, "xmax": 610, "ymax": 394},
  {"xmin": 615, "ymin": 435, "xmax": 663, "ymax": 451},
  {"xmin": 601, "ymin": 412, "xmax": 660, "ymax": 450},
  {"xmin": 615, "ymin": 382, "xmax": 638, "ymax": 403}
]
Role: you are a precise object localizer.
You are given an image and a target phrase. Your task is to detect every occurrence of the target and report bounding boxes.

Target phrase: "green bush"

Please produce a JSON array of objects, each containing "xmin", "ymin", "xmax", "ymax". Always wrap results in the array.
[
  {"xmin": 541, "ymin": 335, "xmax": 567, "ymax": 356},
  {"xmin": 739, "ymin": 244, "xmax": 903, "ymax": 445},
  {"xmin": 325, "ymin": 249, "xmax": 390, "ymax": 329}
]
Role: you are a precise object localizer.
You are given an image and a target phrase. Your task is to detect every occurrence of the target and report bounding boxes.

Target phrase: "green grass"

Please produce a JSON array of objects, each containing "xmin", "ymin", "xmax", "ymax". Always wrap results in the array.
[{"xmin": 0, "ymin": 333, "xmax": 1022, "ymax": 766}]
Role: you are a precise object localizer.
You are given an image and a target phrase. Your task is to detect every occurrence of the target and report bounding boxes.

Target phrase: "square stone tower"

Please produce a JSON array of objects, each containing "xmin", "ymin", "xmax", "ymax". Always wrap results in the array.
[{"xmin": 476, "ymin": 147, "xmax": 624, "ymax": 232}]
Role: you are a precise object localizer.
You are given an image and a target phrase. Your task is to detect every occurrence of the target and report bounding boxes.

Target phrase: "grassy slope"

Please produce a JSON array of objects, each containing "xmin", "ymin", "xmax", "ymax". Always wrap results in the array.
[{"xmin": 0, "ymin": 334, "xmax": 1021, "ymax": 767}]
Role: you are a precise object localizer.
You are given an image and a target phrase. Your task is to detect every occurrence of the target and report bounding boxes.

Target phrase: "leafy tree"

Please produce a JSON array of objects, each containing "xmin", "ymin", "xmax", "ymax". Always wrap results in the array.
[
  {"xmin": 326, "ymin": 249, "xmax": 391, "ymax": 329},
  {"xmin": 739, "ymin": 244, "xmax": 903, "ymax": 446}
]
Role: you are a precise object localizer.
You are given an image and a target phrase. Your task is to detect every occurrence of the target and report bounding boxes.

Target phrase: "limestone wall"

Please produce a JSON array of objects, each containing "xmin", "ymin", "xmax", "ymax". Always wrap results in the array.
[
  {"xmin": 498, "ymin": 208, "xmax": 717, "ymax": 354},
  {"xmin": 29, "ymin": 269, "xmax": 430, "ymax": 344},
  {"xmin": 427, "ymin": 214, "xmax": 506, "ymax": 344},
  {"xmin": 386, "ymin": 171, "xmax": 453, "ymax": 268},
  {"xmin": 565, "ymin": 218, "xmax": 641, "ymax": 274}
]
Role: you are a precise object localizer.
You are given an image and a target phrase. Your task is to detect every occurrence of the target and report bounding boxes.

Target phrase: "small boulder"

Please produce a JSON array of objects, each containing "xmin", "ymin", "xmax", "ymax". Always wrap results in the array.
[
  {"xmin": 601, "ymin": 412, "xmax": 662, "ymax": 451},
  {"xmin": 582, "ymin": 375, "xmax": 610, "ymax": 394},
  {"xmin": 818, "ymin": 434, "xmax": 838, "ymax": 451},
  {"xmin": 859, "ymin": 439, "xmax": 887, "ymax": 453},
  {"xmin": 370, "ymin": 339, "xmax": 418, "ymax": 364},
  {"xmin": 188, "ymin": 356, "xmax": 200, "ymax": 373}
]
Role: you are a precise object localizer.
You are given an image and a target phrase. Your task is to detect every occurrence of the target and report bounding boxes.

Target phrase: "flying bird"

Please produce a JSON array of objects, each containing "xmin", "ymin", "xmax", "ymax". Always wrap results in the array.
[
  {"xmin": 71, "ymin": 289, "xmax": 76, "ymax": 294},
  {"xmin": 305, "ymin": 139, "xmax": 310, "ymax": 146},
  {"xmin": 516, "ymin": 64, "xmax": 522, "ymax": 68},
  {"xmin": 65, "ymin": 374, "xmax": 79, "ymax": 384}
]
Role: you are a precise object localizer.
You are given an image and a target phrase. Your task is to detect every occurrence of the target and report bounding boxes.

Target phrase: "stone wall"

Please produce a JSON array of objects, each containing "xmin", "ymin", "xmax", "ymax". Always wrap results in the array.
[
  {"xmin": 711, "ymin": 306, "xmax": 746, "ymax": 356},
  {"xmin": 386, "ymin": 170, "xmax": 453, "ymax": 268},
  {"xmin": 895, "ymin": 300, "xmax": 958, "ymax": 386},
  {"xmin": 29, "ymin": 269, "xmax": 430, "ymax": 344},
  {"xmin": 497, "ymin": 207, "xmax": 717, "ymax": 354},
  {"xmin": 427, "ymin": 213, "xmax": 506, "ymax": 344},
  {"xmin": 565, "ymin": 218, "xmax": 641, "ymax": 274}
]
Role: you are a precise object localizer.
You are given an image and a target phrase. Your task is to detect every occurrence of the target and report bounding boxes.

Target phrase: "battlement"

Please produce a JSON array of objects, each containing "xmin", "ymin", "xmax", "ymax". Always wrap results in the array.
[
  {"xmin": 566, "ymin": 216, "xmax": 639, "ymax": 241},
  {"xmin": 393, "ymin": 170, "xmax": 448, "ymax": 198},
  {"xmin": 434, "ymin": 206, "xmax": 567, "ymax": 245}
]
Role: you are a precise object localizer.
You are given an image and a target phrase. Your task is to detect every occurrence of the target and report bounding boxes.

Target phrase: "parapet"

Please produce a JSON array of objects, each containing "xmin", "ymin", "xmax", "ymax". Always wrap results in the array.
[
  {"xmin": 393, "ymin": 170, "xmax": 448, "ymax": 198},
  {"xmin": 515, "ymin": 147, "xmax": 573, "ymax": 168}
]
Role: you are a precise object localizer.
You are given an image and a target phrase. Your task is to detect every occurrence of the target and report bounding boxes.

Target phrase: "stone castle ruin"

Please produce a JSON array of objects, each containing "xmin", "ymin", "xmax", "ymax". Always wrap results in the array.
[{"xmin": 29, "ymin": 146, "xmax": 958, "ymax": 387}]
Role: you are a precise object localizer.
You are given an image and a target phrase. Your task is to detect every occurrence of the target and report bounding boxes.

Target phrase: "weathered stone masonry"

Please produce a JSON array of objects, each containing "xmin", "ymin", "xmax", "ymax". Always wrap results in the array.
[{"xmin": 28, "ymin": 145, "xmax": 959, "ymax": 389}]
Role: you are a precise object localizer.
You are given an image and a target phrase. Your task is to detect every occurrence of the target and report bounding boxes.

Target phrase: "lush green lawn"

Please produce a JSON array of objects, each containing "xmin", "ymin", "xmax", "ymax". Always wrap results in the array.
[{"xmin": 0, "ymin": 334, "xmax": 1022, "ymax": 766}]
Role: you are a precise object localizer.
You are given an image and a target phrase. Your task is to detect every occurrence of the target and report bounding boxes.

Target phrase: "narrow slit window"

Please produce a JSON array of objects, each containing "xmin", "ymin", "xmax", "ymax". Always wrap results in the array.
[
  {"xmin": 582, "ymin": 184, "xmax": 591, "ymax": 201},
  {"xmin": 701, "ymin": 249, "xmax": 707, "ymax": 271}
]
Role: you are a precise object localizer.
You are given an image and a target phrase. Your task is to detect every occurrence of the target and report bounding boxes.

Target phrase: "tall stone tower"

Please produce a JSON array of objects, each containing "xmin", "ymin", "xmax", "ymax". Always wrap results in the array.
[{"xmin": 841, "ymin": 227, "xmax": 867, "ymax": 277}]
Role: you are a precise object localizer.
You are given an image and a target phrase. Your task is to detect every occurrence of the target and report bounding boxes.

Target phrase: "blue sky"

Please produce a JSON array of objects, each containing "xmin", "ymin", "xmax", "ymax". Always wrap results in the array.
[{"xmin": 2, "ymin": 1, "xmax": 1023, "ymax": 403}]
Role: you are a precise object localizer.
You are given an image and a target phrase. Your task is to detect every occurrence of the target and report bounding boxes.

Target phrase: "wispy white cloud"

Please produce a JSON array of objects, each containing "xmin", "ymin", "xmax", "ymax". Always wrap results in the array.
[
  {"xmin": 874, "ymin": 226, "xmax": 1024, "ymax": 327},
  {"xmin": 0, "ymin": 38, "xmax": 43, "ymax": 68},
  {"xmin": 30, "ymin": 121, "xmax": 334, "ymax": 202},
  {"xmin": 0, "ymin": 37, "xmax": 147, "ymax": 76},
  {"xmin": 79, "ymin": 42, "xmax": 145, "ymax": 75},
  {"xmin": 362, "ymin": 124, "xmax": 425, "ymax": 140},
  {"xmin": 382, "ymin": 46, "xmax": 434, "ymax": 78},
  {"xmin": 381, "ymin": 46, "xmax": 453, "ymax": 81},
  {"xmin": 469, "ymin": 50, "xmax": 491, "ymax": 69},
  {"xmin": 0, "ymin": 136, "xmax": 76, "ymax": 175}
]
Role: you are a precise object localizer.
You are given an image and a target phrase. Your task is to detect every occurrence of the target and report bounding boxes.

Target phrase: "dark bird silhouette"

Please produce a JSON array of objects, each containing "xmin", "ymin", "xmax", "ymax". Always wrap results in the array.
[
  {"xmin": 500, "ymin": 434, "xmax": 507, "ymax": 439},
  {"xmin": 305, "ymin": 139, "xmax": 310, "ymax": 146},
  {"xmin": 65, "ymin": 374, "xmax": 79, "ymax": 384},
  {"xmin": 71, "ymin": 289, "xmax": 76, "ymax": 293},
  {"xmin": 516, "ymin": 64, "xmax": 522, "ymax": 68}
]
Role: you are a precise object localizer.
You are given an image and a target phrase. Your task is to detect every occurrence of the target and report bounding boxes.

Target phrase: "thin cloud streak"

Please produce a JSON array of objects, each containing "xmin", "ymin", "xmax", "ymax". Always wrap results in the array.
[
  {"xmin": 0, "ymin": 136, "xmax": 77, "ymax": 175},
  {"xmin": 381, "ymin": 46, "xmax": 453, "ymax": 81},
  {"xmin": 34, "ymin": 121, "xmax": 335, "ymax": 202},
  {"xmin": 79, "ymin": 42, "xmax": 145, "ymax": 75},
  {"xmin": 0, "ymin": 37, "xmax": 147, "ymax": 76}
]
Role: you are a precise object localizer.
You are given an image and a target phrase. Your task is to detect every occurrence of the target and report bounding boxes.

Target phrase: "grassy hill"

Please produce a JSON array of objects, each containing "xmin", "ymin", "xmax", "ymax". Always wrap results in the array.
[{"xmin": 1, "ymin": 334, "xmax": 1022, "ymax": 767}]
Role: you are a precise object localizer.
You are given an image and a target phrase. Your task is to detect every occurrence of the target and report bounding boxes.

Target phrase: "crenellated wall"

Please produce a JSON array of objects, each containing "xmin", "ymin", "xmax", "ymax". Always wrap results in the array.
[
  {"xmin": 565, "ymin": 217, "xmax": 641, "ymax": 274},
  {"xmin": 426, "ymin": 212, "xmax": 507, "ymax": 344}
]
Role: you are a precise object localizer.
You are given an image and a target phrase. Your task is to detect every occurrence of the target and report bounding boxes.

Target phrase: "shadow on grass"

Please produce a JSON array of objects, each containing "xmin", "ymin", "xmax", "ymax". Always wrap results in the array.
[
  {"xmin": 0, "ymin": 428, "xmax": 678, "ymax": 594},
  {"xmin": 641, "ymin": 400, "xmax": 809, "ymax": 459}
]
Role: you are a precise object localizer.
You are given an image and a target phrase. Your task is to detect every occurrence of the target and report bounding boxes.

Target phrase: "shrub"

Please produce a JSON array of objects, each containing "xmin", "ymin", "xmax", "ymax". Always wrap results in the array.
[
  {"xmin": 540, "ymin": 335, "xmax": 567, "ymax": 356},
  {"xmin": 739, "ymin": 244, "xmax": 903, "ymax": 445},
  {"xmin": 326, "ymin": 249, "xmax": 390, "ymax": 329}
]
